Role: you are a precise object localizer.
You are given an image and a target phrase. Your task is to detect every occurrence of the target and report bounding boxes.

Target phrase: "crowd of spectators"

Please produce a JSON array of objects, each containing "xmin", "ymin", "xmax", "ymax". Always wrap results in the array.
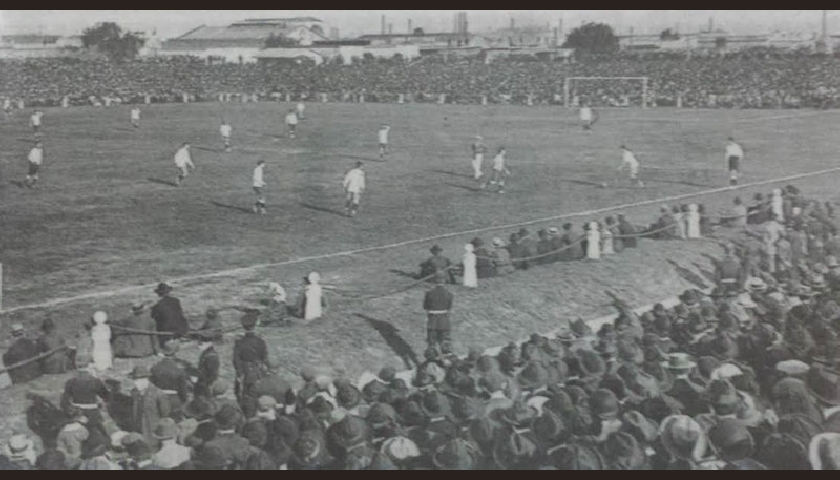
[
  {"xmin": 2, "ymin": 52, "xmax": 840, "ymax": 109},
  {"xmin": 5, "ymin": 184, "xmax": 840, "ymax": 469}
]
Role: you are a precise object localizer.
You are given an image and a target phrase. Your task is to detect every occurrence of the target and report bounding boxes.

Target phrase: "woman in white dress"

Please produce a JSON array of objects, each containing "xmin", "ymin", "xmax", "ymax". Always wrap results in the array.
[
  {"xmin": 90, "ymin": 311, "xmax": 112, "ymax": 371},
  {"xmin": 462, "ymin": 243, "xmax": 478, "ymax": 288},
  {"xmin": 687, "ymin": 204, "xmax": 701, "ymax": 238},
  {"xmin": 587, "ymin": 222, "xmax": 601, "ymax": 260},
  {"xmin": 303, "ymin": 272, "xmax": 325, "ymax": 321}
]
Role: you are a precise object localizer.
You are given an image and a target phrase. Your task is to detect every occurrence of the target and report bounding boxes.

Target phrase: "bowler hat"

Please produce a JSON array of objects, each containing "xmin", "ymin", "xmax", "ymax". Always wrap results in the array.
[
  {"xmin": 430, "ymin": 245, "xmax": 443, "ymax": 254},
  {"xmin": 130, "ymin": 365, "xmax": 151, "ymax": 379},
  {"xmin": 590, "ymin": 388, "xmax": 620, "ymax": 420},
  {"xmin": 153, "ymin": 418, "xmax": 179, "ymax": 440},
  {"xmin": 420, "ymin": 391, "xmax": 451, "ymax": 419},
  {"xmin": 154, "ymin": 283, "xmax": 173, "ymax": 295},
  {"xmin": 194, "ymin": 444, "xmax": 228, "ymax": 469},
  {"xmin": 517, "ymin": 361, "xmax": 550, "ymax": 390},
  {"xmin": 329, "ymin": 415, "xmax": 368, "ymax": 449},
  {"xmin": 215, "ymin": 404, "xmax": 240, "ymax": 430}
]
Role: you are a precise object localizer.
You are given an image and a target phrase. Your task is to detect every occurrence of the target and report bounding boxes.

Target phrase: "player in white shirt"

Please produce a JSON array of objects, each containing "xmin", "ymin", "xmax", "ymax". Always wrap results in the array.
[
  {"xmin": 3, "ymin": 98, "xmax": 11, "ymax": 119},
  {"xmin": 618, "ymin": 145, "xmax": 644, "ymax": 188},
  {"xmin": 580, "ymin": 103, "xmax": 598, "ymax": 131},
  {"xmin": 130, "ymin": 107, "xmax": 141, "ymax": 130},
  {"xmin": 30, "ymin": 110, "xmax": 43, "ymax": 138},
  {"xmin": 220, "ymin": 120, "xmax": 233, "ymax": 152},
  {"xmin": 173, "ymin": 143, "xmax": 195, "ymax": 186},
  {"xmin": 24, "ymin": 141, "xmax": 44, "ymax": 188},
  {"xmin": 471, "ymin": 136, "xmax": 488, "ymax": 180},
  {"xmin": 725, "ymin": 137, "xmax": 744, "ymax": 186},
  {"xmin": 343, "ymin": 161, "xmax": 366, "ymax": 217},
  {"xmin": 378, "ymin": 124, "xmax": 391, "ymax": 159},
  {"xmin": 252, "ymin": 160, "xmax": 267, "ymax": 214},
  {"xmin": 296, "ymin": 101, "xmax": 306, "ymax": 120},
  {"xmin": 285, "ymin": 110, "xmax": 299, "ymax": 139},
  {"xmin": 481, "ymin": 147, "xmax": 511, "ymax": 194}
]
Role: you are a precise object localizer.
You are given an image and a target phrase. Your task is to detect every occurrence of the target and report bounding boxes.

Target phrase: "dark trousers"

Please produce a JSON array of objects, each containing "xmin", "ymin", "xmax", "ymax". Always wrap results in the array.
[{"xmin": 427, "ymin": 328, "xmax": 451, "ymax": 349}]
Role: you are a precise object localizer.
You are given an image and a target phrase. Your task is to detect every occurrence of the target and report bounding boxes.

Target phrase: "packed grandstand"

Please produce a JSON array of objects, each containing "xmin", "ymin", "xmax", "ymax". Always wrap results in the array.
[{"xmin": 1, "ymin": 52, "xmax": 840, "ymax": 108}]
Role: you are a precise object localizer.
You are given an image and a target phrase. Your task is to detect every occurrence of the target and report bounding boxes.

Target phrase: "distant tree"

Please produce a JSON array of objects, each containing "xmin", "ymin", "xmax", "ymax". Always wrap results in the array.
[
  {"xmin": 264, "ymin": 33, "xmax": 298, "ymax": 48},
  {"xmin": 310, "ymin": 24, "xmax": 324, "ymax": 36},
  {"xmin": 562, "ymin": 22, "xmax": 619, "ymax": 55},
  {"xmin": 660, "ymin": 28, "xmax": 680, "ymax": 41},
  {"xmin": 715, "ymin": 36, "xmax": 727, "ymax": 49},
  {"xmin": 413, "ymin": 27, "xmax": 425, "ymax": 36},
  {"xmin": 81, "ymin": 22, "xmax": 144, "ymax": 61}
]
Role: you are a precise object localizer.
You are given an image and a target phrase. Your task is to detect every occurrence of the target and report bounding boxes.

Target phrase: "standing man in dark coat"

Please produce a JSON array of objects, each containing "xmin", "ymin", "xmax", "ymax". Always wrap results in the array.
[
  {"xmin": 36, "ymin": 318, "xmax": 69, "ymax": 374},
  {"xmin": 419, "ymin": 245, "xmax": 456, "ymax": 284},
  {"xmin": 617, "ymin": 215, "xmax": 638, "ymax": 249},
  {"xmin": 472, "ymin": 237, "xmax": 496, "ymax": 279},
  {"xmin": 560, "ymin": 223, "xmax": 583, "ymax": 261},
  {"xmin": 113, "ymin": 303, "xmax": 160, "ymax": 358},
  {"xmin": 150, "ymin": 283, "xmax": 189, "ymax": 348},
  {"xmin": 3, "ymin": 324, "xmax": 42, "ymax": 384},
  {"xmin": 233, "ymin": 312, "xmax": 269, "ymax": 401},
  {"xmin": 423, "ymin": 273, "xmax": 454, "ymax": 351},
  {"xmin": 129, "ymin": 365, "xmax": 171, "ymax": 448},
  {"xmin": 150, "ymin": 340, "xmax": 190, "ymax": 419}
]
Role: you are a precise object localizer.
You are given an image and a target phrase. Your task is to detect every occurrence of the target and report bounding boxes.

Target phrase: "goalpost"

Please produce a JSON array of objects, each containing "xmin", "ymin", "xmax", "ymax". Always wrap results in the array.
[{"xmin": 563, "ymin": 76, "xmax": 649, "ymax": 109}]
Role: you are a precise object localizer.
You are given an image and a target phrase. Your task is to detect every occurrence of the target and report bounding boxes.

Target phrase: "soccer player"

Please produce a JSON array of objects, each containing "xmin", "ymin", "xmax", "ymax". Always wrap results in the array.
[
  {"xmin": 343, "ymin": 161, "xmax": 366, "ymax": 217},
  {"xmin": 296, "ymin": 101, "xmax": 306, "ymax": 120},
  {"xmin": 285, "ymin": 109, "xmax": 298, "ymax": 139},
  {"xmin": 378, "ymin": 123, "xmax": 391, "ymax": 160},
  {"xmin": 30, "ymin": 110, "xmax": 43, "ymax": 138},
  {"xmin": 252, "ymin": 160, "xmax": 267, "ymax": 215},
  {"xmin": 130, "ymin": 106, "xmax": 141, "ymax": 130},
  {"xmin": 471, "ymin": 135, "xmax": 487, "ymax": 180},
  {"xmin": 220, "ymin": 120, "xmax": 233, "ymax": 152},
  {"xmin": 173, "ymin": 143, "xmax": 195, "ymax": 186},
  {"xmin": 481, "ymin": 146, "xmax": 511, "ymax": 194},
  {"xmin": 618, "ymin": 145, "xmax": 644, "ymax": 188},
  {"xmin": 24, "ymin": 141, "xmax": 44, "ymax": 188},
  {"xmin": 580, "ymin": 102, "xmax": 598, "ymax": 131},
  {"xmin": 725, "ymin": 137, "xmax": 744, "ymax": 186},
  {"xmin": 3, "ymin": 98, "xmax": 12, "ymax": 119}
]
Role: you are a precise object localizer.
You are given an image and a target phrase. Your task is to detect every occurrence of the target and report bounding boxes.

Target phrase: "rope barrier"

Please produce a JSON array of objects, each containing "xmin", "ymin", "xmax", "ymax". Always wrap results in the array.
[
  {"xmin": 109, "ymin": 323, "xmax": 243, "ymax": 337},
  {"xmin": 0, "ymin": 346, "xmax": 69, "ymax": 374}
]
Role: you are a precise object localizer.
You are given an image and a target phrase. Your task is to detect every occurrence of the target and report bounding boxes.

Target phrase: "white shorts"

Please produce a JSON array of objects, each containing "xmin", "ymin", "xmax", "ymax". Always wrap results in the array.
[
  {"xmin": 630, "ymin": 165, "xmax": 639, "ymax": 179},
  {"xmin": 346, "ymin": 191, "xmax": 361, "ymax": 204},
  {"xmin": 474, "ymin": 153, "xmax": 484, "ymax": 163}
]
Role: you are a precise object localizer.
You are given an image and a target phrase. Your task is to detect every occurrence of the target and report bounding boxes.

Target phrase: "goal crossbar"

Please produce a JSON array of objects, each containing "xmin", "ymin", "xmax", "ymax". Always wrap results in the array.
[{"xmin": 563, "ymin": 76, "xmax": 649, "ymax": 109}]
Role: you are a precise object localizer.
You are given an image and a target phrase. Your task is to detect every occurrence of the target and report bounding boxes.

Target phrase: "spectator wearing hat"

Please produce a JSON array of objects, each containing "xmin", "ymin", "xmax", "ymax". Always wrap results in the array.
[
  {"xmin": 616, "ymin": 215, "xmax": 638, "ymax": 249},
  {"xmin": 112, "ymin": 302, "xmax": 160, "ymax": 358},
  {"xmin": 602, "ymin": 431, "xmax": 648, "ymax": 470},
  {"xmin": 545, "ymin": 442, "xmax": 605, "ymax": 470},
  {"xmin": 2, "ymin": 433, "xmax": 36, "ymax": 469},
  {"xmin": 472, "ymin": 237, "xmax": 496, "ymax": 278},
  {"xmin": 431, "ymin": 437, "xmax": 479, "ymax": 470},
  {"xmin": 56, "ymin": 405, "xmax": 89, "ymax": 468},
  {"xmin": 490, "ymin": 237, "xmax": 515, "ymax": 275},
  {"xmin": 34, "ymin": 449, "xmax": 67, "ymax": 470},
  {"xmin": 150, "ymin": 339, "xmax": 189, "ymax": 409},
  {"xmin": 125, "ymin": 438, "xmax": 164, "ymax": 470},
  {"xmin": 663, "ymin": 353, "xmax": 707, "ymax": 416},
  {"xmin": 326, "ymin": 415, "xmax": 372, "ymax": 466},
  {"xmin": 150, "ymin": 283, "xmax": 189, "ymax": 347},
  {"xmin": 77, "ymin": 428, "xmax": 121, "ymax": 470},
  {"xmin": 806, "ymin": 365, "xmax": 840, "ymax": 420},
  {"xmin": 290, "ymin": 430, "xmax": 331, "ymax": 470},
  {"xmin": 3, "ymin": 323, "xmax": 42, "ymax": 384},
  {"xmin": 203, "ymin": 404, "xmax": 251, "ymax": 468},
  {"xmin": 61, "ymin": 363, "xmax": 109, "ymax": 422},
  {"xmin": 420, "ymin": 245, "xmax": 456, "ymax": 284},
  {"xmin": 659, "ymin": 414, "xmax": 709, "ymax": 468},
  {"xmin": 36, "ymin": 317, "xmax": 69, "ymax": 374},
  {"xmin": 493, "ymin": 428, "xmax": 538, "ymax": 469},
  {"xmin": 558, "ymin": 222, "xmax": 583, "ymax": 261},
  {"xmin": 233, "ymin": 311, "xmax": 269, "ymax": 400},
  {"xmin": 151, "ymin": 418, "xmax": 191, "ymax": 469},
  {"xmin": 189, "ymin": 443, "xmax": 227, "ymax": 470},
  {"xmin": 411, "ymin": 391, "xmax": 457, "ymax": 454},
  {"xmin": 809, "ymin": 432, "xmax": 840, "ymax": 470},
  {"xmin": 535, "ymin": 228, "xmax": 555, "ymax": 265},
  {"xmin": 129, "ymin": 365, "xmax": 169, "ymax": 447},
  {"xmin": 194, "ymin": 332, "xmax": 219, "ymax": 395},
  {"xmin": 424, "ymin": 272, "xmax": 455, "ymax": 351}
]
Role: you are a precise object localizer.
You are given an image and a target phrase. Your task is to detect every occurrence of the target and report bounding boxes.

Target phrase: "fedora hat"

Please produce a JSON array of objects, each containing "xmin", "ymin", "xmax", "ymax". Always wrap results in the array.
[
  {"xmin": 590, "ymin": 388, "xmax": 620, "ymax": 420},
  {"xmin": 432, "ymin": 438, "xmax": 478, "ymax": 470},
  {"xmin": 430, "ymin": 244, "xmax": 443, "ymax": 254},
  {"xmin": 336, "ymin": 384, "xmax": 362, "ymax": 411},
  {"xmin": 806, "ymin": 366, "xmax": 840, "ymax": 406},
  {"xmin": 809, "ymin": 432, "xmax": 840, "ymax": 470},
  {"xmin": 545, "ymin": 442, "xmax": 605, "ymax": 470},
  {"xmin": 152, "ymin": 418, "xmax": 179, "ymax": 441},
  {"xmin": 183, "ymin": 396, "xmax": 216, "ymax": 420},
  {"xmin": 215, "ymin": 404, "xmax": 240, "ymax": 430},
  {"xmin": 129, "ymin": 365, "xmax": 151, "ymax": 379},
  {"xmin": 499, "ymin": 399, "xmax": 538, "ymax": 427},
  {"xmin": 660, "ymin": 414, "xmax": 708, "ymax": 462},
  {"xmin": 420, "ymin": 391, "xmax": 451, "ymax": 419},
  {"xmin": 603, "ymin": 431, "xmax": 646, "ymax": 470},
  {"xmin": 329, "ymin": 415, "xmax": 368, "ymax": 449},
  {"xmin": 517, "ymin": 361, "xmax": 550, "ymax": 390},
  {"xmin": 154, "ymin": 283, "xmax": 173, "ymax": 295},
  {"xmin": 493, "ymin": 431, "xmax": 538, "ymax": 469},
  {"xmin": 621, "ymin": 410, "xmax": 659, "ymax": 443},
  {"xmin": 292, "ymin": 431, "xmax": 326, "ymax": 469},
  {"xmin": 532, "ymin": 409, "xmax": 569, "ymax": 447},
  {"xmin": 709, "ymin": 418, "xmax": 754, "ymax": 462},
  {"xmin": 662, "ymin": 353, "xmax": 696, "ymax": 371}
]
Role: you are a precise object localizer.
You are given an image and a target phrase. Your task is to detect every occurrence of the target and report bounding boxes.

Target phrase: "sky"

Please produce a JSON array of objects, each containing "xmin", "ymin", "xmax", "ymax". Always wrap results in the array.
[{"xmin": 0, "ymin": 10, "xmax": 835, "ymax": 39}]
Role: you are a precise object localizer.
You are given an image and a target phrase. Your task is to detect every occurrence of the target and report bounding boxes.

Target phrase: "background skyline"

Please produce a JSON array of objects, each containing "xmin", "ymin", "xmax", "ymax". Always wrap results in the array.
[{"xmin": 0, "ymin": 10, "xmax": 836, "ymax": 39}]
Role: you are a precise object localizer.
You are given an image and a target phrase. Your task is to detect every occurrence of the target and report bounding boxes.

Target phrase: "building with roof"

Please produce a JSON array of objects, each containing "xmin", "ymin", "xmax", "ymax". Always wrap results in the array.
[
  {"xmin": 0, "ymin": 34, "xmax": 82, "ymax": 58},
  {"xmin": 160, "ymin": 17, "xmax": 328, "ymax": 62}
]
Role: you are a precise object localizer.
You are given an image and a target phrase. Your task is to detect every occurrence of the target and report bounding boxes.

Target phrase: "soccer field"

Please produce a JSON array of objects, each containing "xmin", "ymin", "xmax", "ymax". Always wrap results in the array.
[{"xmin": 2, "ymin": 102, "xmax": 839, "ymax": 312}]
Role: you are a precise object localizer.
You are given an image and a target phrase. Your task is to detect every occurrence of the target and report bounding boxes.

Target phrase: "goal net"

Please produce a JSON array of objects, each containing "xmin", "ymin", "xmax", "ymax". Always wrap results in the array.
[{"xmin": 563, "ymin": 77, "xmax": 649, "ymax": 108}]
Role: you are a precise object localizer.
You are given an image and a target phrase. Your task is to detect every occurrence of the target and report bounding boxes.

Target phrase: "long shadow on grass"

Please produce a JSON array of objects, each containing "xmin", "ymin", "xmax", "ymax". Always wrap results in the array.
[
  {"xmin": 444, "ymin": 182, "xmax": 485, "ymax": 193},
  {"xmin": 354, "ymin": 313, "xmax": 419, "ymax": 370},
  {"xmin": 210, "ymin": 201, "xmax": 253, "ymax": 214},
  {"xmin": 666, "ymin": 258, "xmax": 710, "ymax": 290},
  {"xmin": 430, "ymin": 168, "xmax": 473, "ymax": 179},
  {"xmin": 560, "ymin": 179, "xmax": 638, "ymax": 190},
  {"xmin": 298, "ymin": 201, "xmax": 347, "ymax": 218},
  {"xmin": 643, "ymin": 178, "xmax": 718, "ymax": 189},
  {"xmin": 692, "ymin": 262, "xmax": 719, "ymax": 285},
  {"xmin": 147, "ymin": 177, "xmax": 179, "ymax": 187},
  {"xmin": 334, "ymin": 154, "xmax": 387, "ymax": 164}
]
